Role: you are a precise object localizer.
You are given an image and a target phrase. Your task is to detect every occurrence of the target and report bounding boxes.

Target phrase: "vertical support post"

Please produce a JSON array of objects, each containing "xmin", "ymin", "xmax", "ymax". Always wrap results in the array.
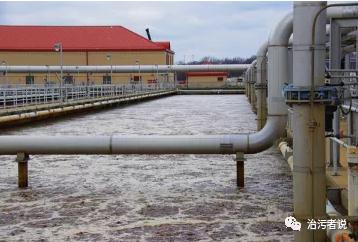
[
  {"xmin": 16, "ymin": 153, "xmax": 29, "ymax": 188},
  {"xmin": 236, "ymin": 152, "xmax": 245, "ymax": 187}
]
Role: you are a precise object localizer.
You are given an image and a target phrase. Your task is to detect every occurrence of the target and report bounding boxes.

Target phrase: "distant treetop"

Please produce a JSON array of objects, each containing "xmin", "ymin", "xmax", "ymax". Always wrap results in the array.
[{"xmin": 177, "ymin": 55, "xmax": 256, "ymax": 65}]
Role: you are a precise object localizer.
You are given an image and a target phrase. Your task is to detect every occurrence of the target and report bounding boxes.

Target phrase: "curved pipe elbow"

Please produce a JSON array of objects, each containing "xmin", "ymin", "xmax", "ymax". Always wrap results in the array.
[
  {"xmin": 256, "ymin": 41, "xmax": 268, "ymax": 58},
  {"xmin": 269, "ymin": 12, "xmax": 293, "ymax": 46},
  {"xmin": 232, "ymin": 116, "xmax": 286, "ymax": 154}
]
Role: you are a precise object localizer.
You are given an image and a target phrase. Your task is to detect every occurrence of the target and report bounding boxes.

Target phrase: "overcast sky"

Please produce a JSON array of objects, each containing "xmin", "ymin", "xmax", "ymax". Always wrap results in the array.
[{"xmin": 0, "ymin": 1, "xmax": 292, "ymax": 63}]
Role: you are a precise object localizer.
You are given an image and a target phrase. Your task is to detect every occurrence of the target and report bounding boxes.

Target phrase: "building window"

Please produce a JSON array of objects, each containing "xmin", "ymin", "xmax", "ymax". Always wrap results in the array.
[
  {"xmin": 64, "ymin": 75, "xmax": 74, "ymax": 85},
  {"xmin": 218, "ymin": 77, "xmax": 224, "ymax": 82},
  {"xmin": 133, "ymin": 75, "xmax": 141, "ymax": 82},
  {"xmin": 26, "ymin": 75, "xmax": 34, "ymax": 85},
  {"xmin": 103, "ymin": 75, "xmax": 112, "ymax": 85}
]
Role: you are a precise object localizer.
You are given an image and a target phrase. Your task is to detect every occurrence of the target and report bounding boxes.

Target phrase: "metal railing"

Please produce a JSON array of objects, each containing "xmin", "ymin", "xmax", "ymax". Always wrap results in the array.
[{"xmin": 0, "ymin": 83, "xmax": 174, "ymax": 109}]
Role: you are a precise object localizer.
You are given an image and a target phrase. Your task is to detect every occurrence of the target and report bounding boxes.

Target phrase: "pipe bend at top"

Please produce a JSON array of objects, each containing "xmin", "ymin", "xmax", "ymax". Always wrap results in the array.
[
  {"xmin": 267, "ymin": 5, "xmax": 358, "ymax": 49},
  {"xmin": 256, "ymin": 41, "xmax": 269, "ymax": 58},
  {"xmin": 268, "ymin": 12, "xmax": 293, "ymax": 46}
]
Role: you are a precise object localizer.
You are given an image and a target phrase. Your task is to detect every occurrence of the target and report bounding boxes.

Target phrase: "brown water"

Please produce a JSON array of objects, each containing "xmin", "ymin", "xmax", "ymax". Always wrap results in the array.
[{"xmin": 0, "ymin": 95, "xmax": 293, "ymax": 241}]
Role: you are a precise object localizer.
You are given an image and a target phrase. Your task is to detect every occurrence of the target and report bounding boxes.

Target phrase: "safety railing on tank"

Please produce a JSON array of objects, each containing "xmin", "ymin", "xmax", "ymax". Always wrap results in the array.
[{"xmin": 0, "ymin": 82, "xmax": 175, "ymax": 109}]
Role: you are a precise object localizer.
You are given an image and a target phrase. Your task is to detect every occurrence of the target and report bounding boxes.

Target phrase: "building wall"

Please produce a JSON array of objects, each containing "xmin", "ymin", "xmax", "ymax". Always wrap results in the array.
[
  {"xmin": 187, "ymin": 75, "xmax": 227, "ymax": 88},
  {"xmin": 0, "ymin": 51, "xmax": 174, "ymax": 85}
]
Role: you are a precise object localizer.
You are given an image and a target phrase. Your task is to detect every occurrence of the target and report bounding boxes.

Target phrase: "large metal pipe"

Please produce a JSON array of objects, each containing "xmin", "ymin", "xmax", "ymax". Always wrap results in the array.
[
  {"xmin": 256, "ymin": 41, "xmax": 268, "ymax": 130},
  {"xmin": 249, "ymin": 60, "xmax": 257, "ymax": 110},
  {"xmin": 330, "ymin": 18, "xmax": 341, "ymax": 175},
  {"xmin": 251, "ymin": 6, "xmax": 358, "ymax": 129},
  {"xmin": 267, "ymin": 12, "xmax": 292, "ymax": 117},
  {"xmin": 292, "ymin": 2, "xmax": 327, "ymax": 242},
  {"xmin": 0, "ymin": 64, "xmax": 249, "ymax": 74},
  {"xmin": 0, "ymin": 116, "xmax": 285, "ymax": 155},
  {"xmin": 327, "ymin": 6, "xmax": 358, "ymax": 19}
]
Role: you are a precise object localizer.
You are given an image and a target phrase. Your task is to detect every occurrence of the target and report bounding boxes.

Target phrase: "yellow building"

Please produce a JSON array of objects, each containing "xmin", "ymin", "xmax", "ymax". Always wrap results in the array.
[
  {"xmin": 185, "ymin": 72, "xmax": 228, "ymax": 89},
  {"xmin": 0, "ymin": 25, "xmax": 174, "ymax": 85}
]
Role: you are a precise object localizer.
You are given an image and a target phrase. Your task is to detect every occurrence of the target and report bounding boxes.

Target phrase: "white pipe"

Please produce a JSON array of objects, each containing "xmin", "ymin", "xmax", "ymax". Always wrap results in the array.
[
  {"xmin": 0, "ymin": 115, "xmax": 285, "ymax": 155},
  {"xmin": 249, "ymin": 60, "xmax": 257, "ymax": 107},
  {"xmin": 0, "ymin": 64, "xmax": 249, "ymax": 73},
  {"xmin": 327, "ymin": 5, "xmax": 358, "ymax": 19},
  {"xmin": 256, "ymin": 41, "xmax": 268, "ymax": 130},
  {"xmin": 267, "ymin": 12, "xmax": 292, "ymax": 116},
  {"xmin": 292, "ymin": 2, "xmax": 327, "ymax": 242}
]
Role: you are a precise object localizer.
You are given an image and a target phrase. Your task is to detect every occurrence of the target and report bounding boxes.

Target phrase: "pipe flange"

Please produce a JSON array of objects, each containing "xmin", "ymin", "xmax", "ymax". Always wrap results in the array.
[{"xmin": 283, "ymin": 84, "xmax": 339, "ymax": 105}]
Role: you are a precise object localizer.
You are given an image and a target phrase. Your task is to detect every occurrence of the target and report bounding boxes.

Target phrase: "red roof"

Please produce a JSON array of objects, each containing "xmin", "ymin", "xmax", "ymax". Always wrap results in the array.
[
  {"xmin": 0, "ymin": 25, "xmax": 173, "ymax": 53},
  {"xmin": 155, "ymin": 41, "xmax": 171, "ymax": 51},
  {"xmin": 186, "ymin": 72, "xmax": 228, "ymax": 77}
]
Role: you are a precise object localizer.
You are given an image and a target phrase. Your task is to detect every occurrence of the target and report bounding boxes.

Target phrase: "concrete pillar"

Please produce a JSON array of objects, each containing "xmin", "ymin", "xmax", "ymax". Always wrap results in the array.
[
  {"xmin": 236, "ymin": 152, "xmax": 245, "ymax": 187},
  {"xmin": 292, "ymin": 2, "xmax": 327, "ymax": 242},
  {"xmin": 16, "ymin": 153, "xmax": 29, "ymax": 188}
]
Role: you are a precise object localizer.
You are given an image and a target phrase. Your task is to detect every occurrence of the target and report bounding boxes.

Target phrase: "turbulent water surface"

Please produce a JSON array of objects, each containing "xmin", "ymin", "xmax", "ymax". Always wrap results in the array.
[{"xmin": 0, "ymin": 95, "xmax": 293, "ymax": 241}]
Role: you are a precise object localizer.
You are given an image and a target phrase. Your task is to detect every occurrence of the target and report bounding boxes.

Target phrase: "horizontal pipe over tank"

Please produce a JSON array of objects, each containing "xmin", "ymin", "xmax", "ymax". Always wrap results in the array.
[
  {"xmin": 0, "ymin": 116, "xmax": 285, "ymax": 155},
  {"xmin": 0, "ymin": 64, "xmax": 250, "ymax": 73}
]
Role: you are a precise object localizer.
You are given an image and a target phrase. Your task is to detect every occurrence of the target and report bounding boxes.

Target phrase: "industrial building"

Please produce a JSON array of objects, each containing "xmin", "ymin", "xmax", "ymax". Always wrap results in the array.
[
  {"xmin": 0, "ymin": 25, "xmax": 174, "ymax": 85},
  {"xmin": 185, "ymin": 72, "xmax": 228, "ymax": 89}
]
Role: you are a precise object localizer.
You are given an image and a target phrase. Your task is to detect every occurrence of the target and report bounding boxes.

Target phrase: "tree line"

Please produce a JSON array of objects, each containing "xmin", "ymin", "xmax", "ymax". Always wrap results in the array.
[{"xmin": 177, "ymin": 55, "xmax": 256, "ymax": 65}]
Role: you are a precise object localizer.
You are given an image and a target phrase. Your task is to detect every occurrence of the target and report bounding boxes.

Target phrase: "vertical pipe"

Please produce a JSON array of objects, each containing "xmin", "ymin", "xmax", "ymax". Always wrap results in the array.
[
  {"xmin": 292, "ymin": 2, "xmax": 327, "ymax": 241},
  {"xmin": 256, "ymin": 42, "xmax": 268, "ymax": 130},
  {"xmin": 245, "ymin": 72, "xmax": 248, "ymax": 97},
  {"xmin": 267, "ymin": 12, "xmax": 292, "ymax": 118},
  {"xmin": 251, "ymin": 62, "xmax": 257, "ymax": 111},
  {"xmin": 247, "ymin": 69, "xmax": 250, "ymax": 100},
  {"xmin": 330, "ymin": 19, "xmax": 341, "ymax": 174}
]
